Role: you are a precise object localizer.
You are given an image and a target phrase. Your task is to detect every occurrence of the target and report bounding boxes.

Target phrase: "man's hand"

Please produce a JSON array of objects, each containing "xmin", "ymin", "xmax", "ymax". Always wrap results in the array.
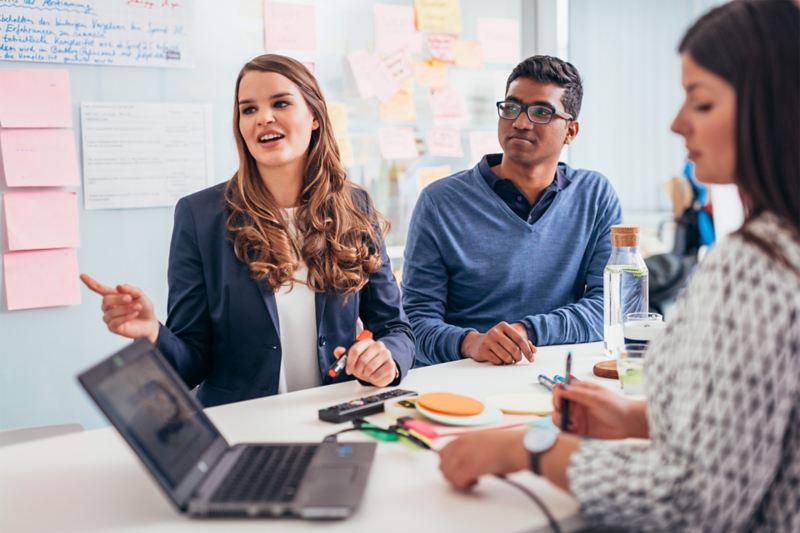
[{"xmin": 460, "ymin": 322, "xmax": 536, "ymax": 365}]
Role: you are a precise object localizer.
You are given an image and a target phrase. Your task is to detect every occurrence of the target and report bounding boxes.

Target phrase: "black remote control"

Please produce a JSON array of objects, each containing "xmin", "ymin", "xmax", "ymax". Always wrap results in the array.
[{"xmin": 318, "ymin": 389, "xmax": 417, "ymax": 423}]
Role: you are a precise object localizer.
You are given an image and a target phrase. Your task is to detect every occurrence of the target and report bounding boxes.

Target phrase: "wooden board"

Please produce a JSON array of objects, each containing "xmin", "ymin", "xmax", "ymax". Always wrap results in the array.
[{"xmin": 593, "ymin": 359, "xmax": 619, "ymax": 379}]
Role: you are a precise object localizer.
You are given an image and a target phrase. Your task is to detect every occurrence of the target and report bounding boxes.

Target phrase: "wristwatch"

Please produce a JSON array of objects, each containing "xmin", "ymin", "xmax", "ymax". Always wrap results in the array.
[{"xmin": 523, "ymin": 427, "xmax": 558, "ymax": 475}]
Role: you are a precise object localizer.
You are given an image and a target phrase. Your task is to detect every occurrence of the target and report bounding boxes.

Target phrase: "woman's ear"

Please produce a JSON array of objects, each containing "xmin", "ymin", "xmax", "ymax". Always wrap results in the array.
[{"xmin": 312, "ymin": 117, "xmax": 320, "ymax": 130}]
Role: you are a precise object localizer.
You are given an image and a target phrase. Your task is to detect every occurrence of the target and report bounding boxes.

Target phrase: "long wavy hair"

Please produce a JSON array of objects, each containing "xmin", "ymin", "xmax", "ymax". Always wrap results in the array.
[
  {"xmin": 679, "ymin": 0, "xmax": 799, "ymax": 270},
  {"xmin": 225, "ymin": 54, "xmax": 387, "ymax": 294}
]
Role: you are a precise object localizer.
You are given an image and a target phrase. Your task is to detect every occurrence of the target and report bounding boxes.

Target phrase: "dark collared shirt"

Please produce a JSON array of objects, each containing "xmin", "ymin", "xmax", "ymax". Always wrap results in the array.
[{"xmin": 478, "ymin": 153, "xmax": 571, "ymax": 224}]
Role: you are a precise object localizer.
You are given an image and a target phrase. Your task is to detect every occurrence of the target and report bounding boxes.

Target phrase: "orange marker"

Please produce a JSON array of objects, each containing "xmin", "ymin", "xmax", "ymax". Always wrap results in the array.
[{"xmin": 327, "ymin": 330, "xmax": 373, "ymax": 378}]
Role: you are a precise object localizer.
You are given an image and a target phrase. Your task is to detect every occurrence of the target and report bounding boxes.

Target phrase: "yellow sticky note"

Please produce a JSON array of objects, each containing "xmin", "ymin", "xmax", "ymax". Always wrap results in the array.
[
  {"xmin": 380, "ymin": 88, "xmax": 416, "ymax": 122},
  {"xmin": 416, "ymin": 165, "xmax": 452, "ymax": 192},
  {"xmin": 327, "ymin": 103, "xmax": 354, "ymax": 166},
  {"xmin": 453, "ymin": 40, "xmax": 484, "ymax": 69},
  {"xmin": 413, "ymin": 59, "xmax": 448, "ymax": 89},
  {"xmin": 414, "ymin": 0, "xmax": 462, "ymax": 34}
]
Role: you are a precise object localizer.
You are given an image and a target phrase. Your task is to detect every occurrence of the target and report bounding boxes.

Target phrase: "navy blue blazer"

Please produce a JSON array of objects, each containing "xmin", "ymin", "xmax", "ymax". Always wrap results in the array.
[{"xmin": 156, "ymin": 182, "xmax": 415, "ymax": 407}]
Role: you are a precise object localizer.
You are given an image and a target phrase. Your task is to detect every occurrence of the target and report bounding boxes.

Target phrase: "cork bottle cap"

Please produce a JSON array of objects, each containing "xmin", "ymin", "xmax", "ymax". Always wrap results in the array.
[{"xmin": 611, "ymin": 225, "xmax": 640, "ymax": 247}]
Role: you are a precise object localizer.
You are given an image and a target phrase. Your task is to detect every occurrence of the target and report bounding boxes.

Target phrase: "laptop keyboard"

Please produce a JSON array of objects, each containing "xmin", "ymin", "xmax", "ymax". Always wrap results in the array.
[{"xmin": 211, "ymin": 444, "xmax": 318, "ymax": 503}]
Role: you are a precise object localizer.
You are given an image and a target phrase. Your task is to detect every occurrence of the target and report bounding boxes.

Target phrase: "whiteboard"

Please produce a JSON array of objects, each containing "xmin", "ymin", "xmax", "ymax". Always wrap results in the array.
[{"xmin": 0, "ymin": 0, "xmax": 526, "ymax": 430}]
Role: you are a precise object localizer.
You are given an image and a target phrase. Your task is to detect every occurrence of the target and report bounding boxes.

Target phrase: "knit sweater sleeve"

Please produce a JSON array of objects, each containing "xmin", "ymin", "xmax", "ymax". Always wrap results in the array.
[
  {"xmin": 567, "ymin": 232, "xmax": 800, "ymax": 530},
  {"xmin": 401, "ymin": 189, "xmax": 475, "ymax": 364},
  {"xmin": 521, "ymin": 181, "xmax": 622, "ymax": 345}
]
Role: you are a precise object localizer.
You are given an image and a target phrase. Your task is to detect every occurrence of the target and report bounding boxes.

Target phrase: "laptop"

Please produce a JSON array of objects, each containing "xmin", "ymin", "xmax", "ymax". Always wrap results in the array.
[{"xmin": 78, "ymin": 338, "xmax": 375, "ymax": 519}]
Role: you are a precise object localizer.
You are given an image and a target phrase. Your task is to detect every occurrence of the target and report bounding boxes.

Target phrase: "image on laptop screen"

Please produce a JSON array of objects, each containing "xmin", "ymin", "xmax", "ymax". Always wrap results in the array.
[{"xmin": 94, "ymin": 352, "xmax": 219, "ymax": 489}]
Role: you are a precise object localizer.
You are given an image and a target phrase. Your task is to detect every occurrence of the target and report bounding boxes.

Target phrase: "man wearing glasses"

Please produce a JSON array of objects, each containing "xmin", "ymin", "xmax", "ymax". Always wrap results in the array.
[{"xmin": 402, "ymin": 55, "xmax": 622, "ymax": 366}]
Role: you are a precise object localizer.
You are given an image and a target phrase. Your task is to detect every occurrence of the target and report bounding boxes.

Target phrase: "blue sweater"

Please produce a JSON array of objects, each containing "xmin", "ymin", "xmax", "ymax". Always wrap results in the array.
[{"xmin": 402, "ymin": 156, "xmax": 622, "ymax": 365}]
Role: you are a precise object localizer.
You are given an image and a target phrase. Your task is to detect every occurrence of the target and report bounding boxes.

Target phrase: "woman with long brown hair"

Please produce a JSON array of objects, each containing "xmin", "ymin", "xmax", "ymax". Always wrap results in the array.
[
  {"xmin": 82, "ymin": 54, "xmax": 415, "ymax": 407},
  {"xmin": 438, "ymin": 1, "xmax": 799, "ymax": 530}
]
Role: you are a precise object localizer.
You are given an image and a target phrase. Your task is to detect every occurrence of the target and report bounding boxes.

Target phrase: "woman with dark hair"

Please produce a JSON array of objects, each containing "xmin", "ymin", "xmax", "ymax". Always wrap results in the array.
[
  {"xmin": 438, "ymin": 1, "xmax": 799, "ymax": 530},
  {"xmin": 83, "ymin": 54, "xmax": 415, "ymax": 407}
]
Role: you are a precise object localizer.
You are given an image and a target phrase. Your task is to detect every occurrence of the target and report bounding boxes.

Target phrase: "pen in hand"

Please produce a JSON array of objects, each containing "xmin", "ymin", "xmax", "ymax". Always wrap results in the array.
[
  {"xmin": 327, "ymin": 329, "xmax": 373, "ymax": 378},
  {"xmin": 560, "ymin": 352, "xmax": 572, "ymax": 431}
]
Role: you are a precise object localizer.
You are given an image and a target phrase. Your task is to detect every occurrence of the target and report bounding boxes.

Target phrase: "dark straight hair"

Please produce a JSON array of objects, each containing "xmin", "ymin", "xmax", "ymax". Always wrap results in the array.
[{"xmin": 679, "ymin": 0, "xmax": 800, "ymax": 269}]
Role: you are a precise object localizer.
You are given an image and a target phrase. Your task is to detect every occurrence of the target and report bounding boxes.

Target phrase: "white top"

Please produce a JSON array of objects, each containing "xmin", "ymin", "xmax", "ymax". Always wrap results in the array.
[
  {"xmin": 275, "ymin": 208, "xmax": 320, "ymax": 394},
  {"xmin": 569, "ymin": 213, "xmax": 800, "ymax": 531}
]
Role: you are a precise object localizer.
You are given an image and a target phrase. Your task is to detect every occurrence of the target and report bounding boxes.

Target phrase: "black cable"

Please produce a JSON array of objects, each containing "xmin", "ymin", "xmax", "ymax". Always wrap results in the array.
[
  {"xmin": 323, "ymin": 421, "xmax": 562, "ymax": 533},
  {"xmin": 494, "ymin": 474, "xmax": 562, "ymax": 533}
]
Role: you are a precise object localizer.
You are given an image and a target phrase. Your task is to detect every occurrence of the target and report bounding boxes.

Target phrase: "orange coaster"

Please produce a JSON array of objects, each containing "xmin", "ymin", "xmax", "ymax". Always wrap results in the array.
[{"xmin": 416, "ymin": 392, "xmax": 484, "ymax": 417}]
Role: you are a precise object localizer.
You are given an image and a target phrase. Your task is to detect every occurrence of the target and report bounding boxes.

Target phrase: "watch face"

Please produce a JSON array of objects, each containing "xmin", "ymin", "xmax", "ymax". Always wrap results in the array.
[{"xmin": 524, "ymin": 428, "xmax": 558, "ymax": 454}]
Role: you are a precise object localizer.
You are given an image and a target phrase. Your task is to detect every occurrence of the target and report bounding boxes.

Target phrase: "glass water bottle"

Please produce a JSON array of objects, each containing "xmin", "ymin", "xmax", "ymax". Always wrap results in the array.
[{"xmin": 603, "ymin": 225, "xmax": 649, "ymax": 357}]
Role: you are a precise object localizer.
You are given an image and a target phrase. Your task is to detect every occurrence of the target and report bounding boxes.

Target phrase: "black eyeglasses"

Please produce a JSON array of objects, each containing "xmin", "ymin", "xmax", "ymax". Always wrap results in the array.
[{"xmin": 496, "ymin": 100, "xmax": 573, "ymax": 125}]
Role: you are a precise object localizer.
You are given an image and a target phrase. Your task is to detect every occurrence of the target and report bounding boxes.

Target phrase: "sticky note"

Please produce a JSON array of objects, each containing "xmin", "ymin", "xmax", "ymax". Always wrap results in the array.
[
  {"xmin": 4, "ymin": 191, "xmax": 80, "ymax": 251},
  {"xmin": 413, "ymin": 59, "xmax": 448, "ymax": 89},
  {"xmin": 453, "ymin": 40, "xmax": 484, "ymax": 69},
  {"xmin": 427, "ymin": 33, "xmax": 457, "ymax": 62},
  {"xmin": 425, "ymin": 127, "xmax": 463, "ymax": 157},
  {"xmin": 0, "ymin": 129, "xmax": 80, "ymax": 187},
  {"xmin": 429, "ymin": 86, "xmax": 466, "ymax": 123},
  {"xmin": 380, "ymin": 88, "xmax": 416, "ymax": 122},
  {"xmin": 263, "ymin": 1, "xmax": 317, "ymax": 52},
  {"xmin": 416, "ymin": 165, "xmax": 451, "ymax": 191},
  {"xmin": 469, "ymin": 130, "xmax": 502, "ymax": 164},
  {"xmin": 377, "ymin": 127, "xmax": 418, "ymax": 160},
  {"xmin": 374, "ymin": 4, "xmax": 422, "ymax": 54},
  {"xmin": 4, "ymin": 248, "xmax": 81, "ymax": 311},
  {"xmin": 0, "ymin": 70, "xmax": 72, "ymax": 128},
  {"xmin": 381, "ymin": 49, "xmax": 414, "ymax": 85},
  {"xmin": 414, "ymin": 0, "xmax": 462, "ymax": 34},
  {"xmin": 328, "ymin": 103, "xmax": 354, "ymax": 166},
  {"xmin": 477, "ymin": 17, "xmax": 520, "ymax": 64}
]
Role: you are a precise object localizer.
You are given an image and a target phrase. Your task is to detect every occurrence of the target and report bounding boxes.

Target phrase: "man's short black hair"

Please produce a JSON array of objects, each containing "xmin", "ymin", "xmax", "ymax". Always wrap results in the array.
[{"xmin": 505, "ymin": 55, "xmax": 583, "ymax": 119}]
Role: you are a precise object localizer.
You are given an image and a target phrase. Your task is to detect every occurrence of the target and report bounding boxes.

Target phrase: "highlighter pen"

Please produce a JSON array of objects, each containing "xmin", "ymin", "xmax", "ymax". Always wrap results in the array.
[
  {"xmin": 327, "ymin": 329, "xmax": 373, "ymax": 378},
  {"xmin": 560, "ymin": 352, "xmax": 572, "ymax": 431},
  {"xmin": 537, "ymin": 374, "xmax": 556, "ymax": 392}
]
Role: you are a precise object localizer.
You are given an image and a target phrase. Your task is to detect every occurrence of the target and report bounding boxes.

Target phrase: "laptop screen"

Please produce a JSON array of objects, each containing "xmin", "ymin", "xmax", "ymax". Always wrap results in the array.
[{"xmin": 79, "ymin": 339, "xmax": 225, "ymax": 508}]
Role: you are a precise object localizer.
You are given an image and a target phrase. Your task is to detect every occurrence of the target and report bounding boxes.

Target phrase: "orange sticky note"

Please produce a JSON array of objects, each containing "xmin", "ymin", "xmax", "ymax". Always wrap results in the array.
[
  {"xmin": 4, "ymin": 191, "xmax": 80, "ymax": 251},
  {"xmin": 379, "ymin": 88, "xmax": 417, "ymax": 122},
  {"xmin": 0, "ymin": 129, "xmax": 80, "ymax": 187},
  {"xmin": 0, "ymin": 70, "xmax": 72, "ymax": 128},
  {"xmin": 416, "ymin": 165, "xmax": 451, "ymax": 192},
  {"xmin": 4, "ymin": 248, "xmax": 81, "ymax": 311},
  {"xmin": 264, "ymin": 1, "xmax": 317, "ymax": 52},
  {"xmin": 413, "ymin": 59, "xmax": 448, "ymax": 89},
  {"xmin": 453, "ymin": 40, "xmax": 484, "ymax": 69}
]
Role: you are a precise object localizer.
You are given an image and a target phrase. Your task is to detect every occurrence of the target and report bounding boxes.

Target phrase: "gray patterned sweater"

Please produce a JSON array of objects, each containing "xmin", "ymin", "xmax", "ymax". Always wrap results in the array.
[{"xmin": 568, "ymin": 213, "xmax": 800, "ymax": 532}]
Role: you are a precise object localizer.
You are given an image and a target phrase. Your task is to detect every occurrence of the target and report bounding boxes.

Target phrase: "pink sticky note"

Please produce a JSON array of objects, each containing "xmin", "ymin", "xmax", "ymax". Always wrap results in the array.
[
  {"xmin": 377, "ymin": 127, "xmax": 418, "ymax": 160},
  {"xmin": 264, "ymin": 1, "xmax": 317, "ymax": 52},
  {"xmin": 4, "ymin": 191, "xmax": 80, "ymax": 251},
  {"xmin": 427, "ymin": 33, "xmax": 457, "ymax": 62},
  {"xmin": 374, "ymin": 4, "xmax": 422, "ymax": 54},
  {"xmin": 429, "ymin": 86, "xmax": 466, "ymax": 123},
  {"xmin": 4, "ymin": 248, "xmax": 81, "ymax": 311},
  {"xmin": 347, "ymin": 50, "xmax": 401, "ymax": 102},
  {"xmin": 477, "ymin": 17, "xmax": 520, "ymax": 64},
  {"xmin": 0, "ymin": 129, "xmax": 80, "ymax": 187},
  {"xmin": 0, "ymin": 70, "xmax": 72, "ymax": 128},
  {"xmin": 426, "ymin": 127, "xmax": 464, "ymax": 157},
  {"xmin": 469, "ymin": 130, "xmax": 503, "ymax": 164}
]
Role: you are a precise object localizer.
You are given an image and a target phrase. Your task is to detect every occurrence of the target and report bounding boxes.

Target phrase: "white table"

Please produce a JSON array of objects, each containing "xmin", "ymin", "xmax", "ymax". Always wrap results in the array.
[{"xmin": 0, "ymin": 342, "xmax": 618, "ymax": 532}]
